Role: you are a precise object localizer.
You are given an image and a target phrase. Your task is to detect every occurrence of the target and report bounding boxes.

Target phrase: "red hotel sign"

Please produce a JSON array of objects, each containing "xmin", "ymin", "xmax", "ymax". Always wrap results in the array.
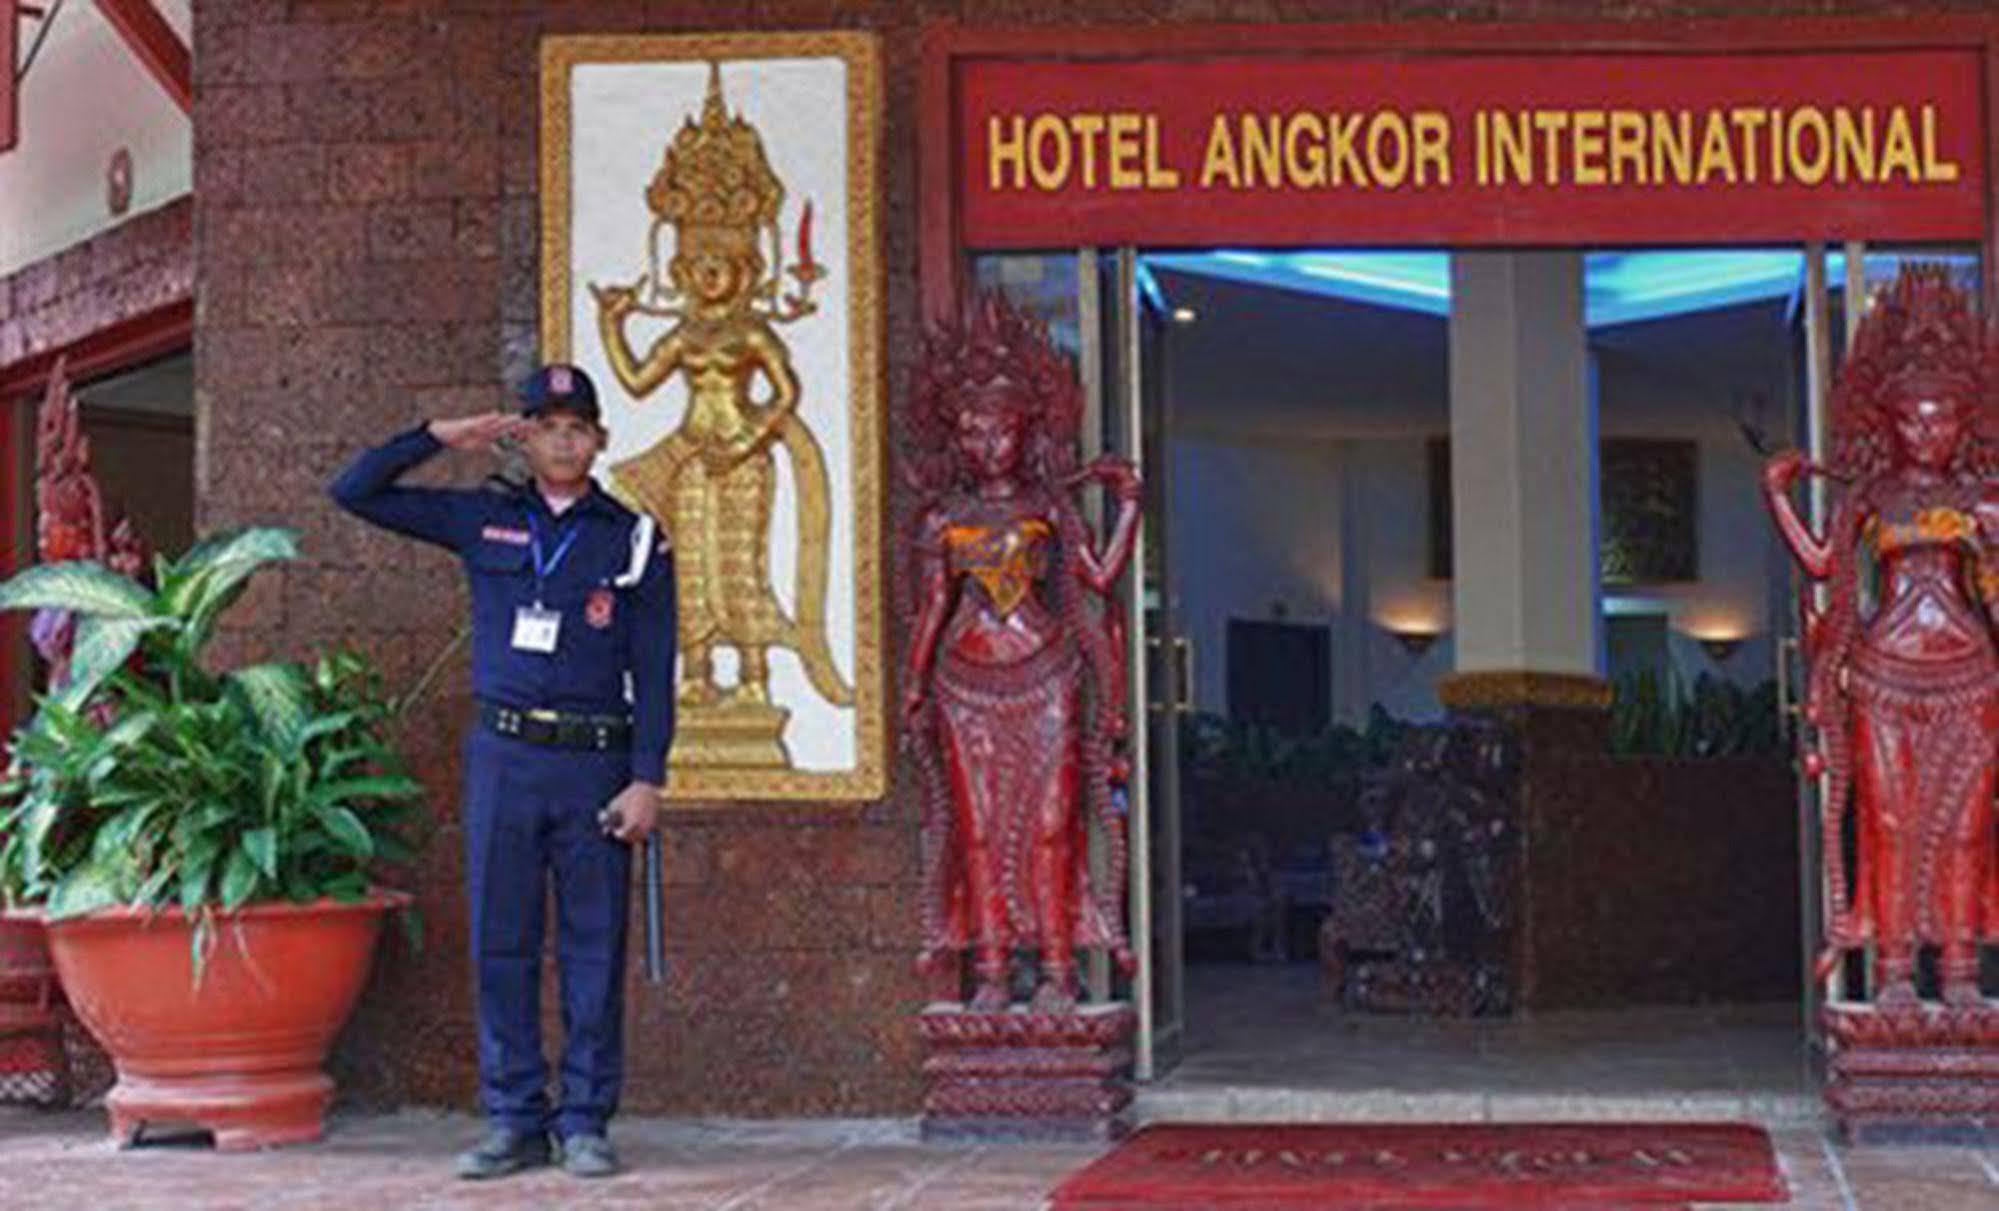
[{"xmin": 957, "ymin": 50, "xmax": 1987, "ymax": 248}]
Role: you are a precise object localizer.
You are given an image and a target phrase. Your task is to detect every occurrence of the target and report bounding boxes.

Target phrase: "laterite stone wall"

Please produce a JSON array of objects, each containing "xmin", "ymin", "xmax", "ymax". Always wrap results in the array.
[{"xmin": 191, "ymin": 0, "xmax": 1964, "ymax": 1115}]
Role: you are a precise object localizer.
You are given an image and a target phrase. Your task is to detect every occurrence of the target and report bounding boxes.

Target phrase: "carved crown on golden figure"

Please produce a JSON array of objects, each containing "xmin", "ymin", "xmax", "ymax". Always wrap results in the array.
[{"xmin": 646, "ymin": 62, "xmax": 783, "ymax": 252}]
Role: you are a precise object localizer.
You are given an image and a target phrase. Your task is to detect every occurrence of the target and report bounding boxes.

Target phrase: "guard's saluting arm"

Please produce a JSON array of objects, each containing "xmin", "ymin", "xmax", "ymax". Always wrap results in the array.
[
  {"xmin": 328, "ymin": 424, "xmax": 478, "ymax": 551},
  {"xmin": 627, "ymin": 542, "xmax": 678, "ymax": 786}
]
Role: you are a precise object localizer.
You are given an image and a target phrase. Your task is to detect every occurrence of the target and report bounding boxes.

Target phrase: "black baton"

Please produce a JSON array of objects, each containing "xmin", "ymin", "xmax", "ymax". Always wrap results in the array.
[{"xmin": 643, "ymin": 830, "xmax": 666, "ymax": 984}]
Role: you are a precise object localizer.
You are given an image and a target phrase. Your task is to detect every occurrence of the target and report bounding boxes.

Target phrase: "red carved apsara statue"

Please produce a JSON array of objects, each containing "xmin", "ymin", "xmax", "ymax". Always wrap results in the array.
[
  {"xmin": 903, "ymin": 291, "xmax": 1141, "ymax": 1016},
  {"xmin": 1763, "ymin": 266, "xmax": 1997, "ymax": 1009},
  {"xmin": 0, "ymin": 357, "xmax": 150, "ymax": 1112},
  {"xmin": 28, "ymin": 358, "xmax": 149, "ymax": 690}
]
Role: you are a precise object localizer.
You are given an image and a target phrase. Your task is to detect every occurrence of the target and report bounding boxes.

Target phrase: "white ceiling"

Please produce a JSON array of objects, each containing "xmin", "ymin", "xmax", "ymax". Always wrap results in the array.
[
  {"xmin": 1160, "ymin": 268, "xmax": 1448, "ymax": 440},
  {"xmin": 1157, "ymin": 267, "xmax": 1797, "ymax": 442},
  {"xmin": 75, "ymin": 346, "xmax": 191, "ymax": 415},
  {"xmin": 1, "ymin": 1, "xmax": 192, "ymax": 276}
]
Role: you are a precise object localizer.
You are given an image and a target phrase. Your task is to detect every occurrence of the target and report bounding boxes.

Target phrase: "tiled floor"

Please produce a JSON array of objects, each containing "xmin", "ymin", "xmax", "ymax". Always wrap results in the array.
[
  {"xmin": 0, "ymin": 967, "xmax": 1991, "ymax": 1209},
  {"xmin": 1143, "ymin": 964, "xmax": 1821, "ymax": 1124},
  {"xmin": 2, "ymin": 1107, "xmax": 1995, "ymax": 1210},
  {"xmin": 0, "ymin": 1110, "xmax": 1097, "ymax": 1210}
]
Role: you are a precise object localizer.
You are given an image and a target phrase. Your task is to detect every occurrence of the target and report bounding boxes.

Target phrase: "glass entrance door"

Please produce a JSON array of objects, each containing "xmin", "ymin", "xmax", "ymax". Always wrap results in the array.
[{"xmin": 1106, "ymin": 249, "xmax": 1184, "ymax": 1080}]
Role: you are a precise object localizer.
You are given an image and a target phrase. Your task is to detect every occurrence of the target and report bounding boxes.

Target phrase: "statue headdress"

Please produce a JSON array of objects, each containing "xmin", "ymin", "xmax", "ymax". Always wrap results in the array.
[
  {"xmin": 1829, "ymin": 264, "xmax": 1989, "ymax": 477},
  {"xmin": 907, "ymin": 290, "xmax": 1083, "ymax": 495},
  {"xmin": 617, "ymin": 61, "xmax": 823, "ymax": 321},
  {"xmin": 646, "ymin": 62, "xmax": 783, "ymax": 258}
]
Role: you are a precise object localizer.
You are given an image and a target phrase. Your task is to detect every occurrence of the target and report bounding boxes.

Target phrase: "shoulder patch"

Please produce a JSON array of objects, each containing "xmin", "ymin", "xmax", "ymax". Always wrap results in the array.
[{"xmin": 480, "ymin": 525, "xmax": 531, "ymax": 546}]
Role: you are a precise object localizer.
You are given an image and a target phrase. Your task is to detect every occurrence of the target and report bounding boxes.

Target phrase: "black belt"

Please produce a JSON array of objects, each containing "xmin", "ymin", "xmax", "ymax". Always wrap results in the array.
[{"xmin": 480, "ymin": 703, "xmax": 632, "ymax": 751}]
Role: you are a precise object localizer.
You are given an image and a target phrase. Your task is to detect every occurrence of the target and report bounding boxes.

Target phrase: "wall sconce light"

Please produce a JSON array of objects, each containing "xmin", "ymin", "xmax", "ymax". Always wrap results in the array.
[
  {"xmin": 1390, "ymin": 627, "xmax": 1440, "ymax": 658},
  {"xmin": 1700, "ymin": 636, "xmax": 1742, "ymax": 663},
  {"xmin": 1377, "ymin": 600, "xmax": 1449, "ymax": 660},
  {"xmin": 1682, "ymin": 609, "xmax": 1752, "ymax": 665}
]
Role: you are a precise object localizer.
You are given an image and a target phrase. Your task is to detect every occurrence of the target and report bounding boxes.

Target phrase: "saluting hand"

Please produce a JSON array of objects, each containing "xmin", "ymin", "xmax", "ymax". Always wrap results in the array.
[{"xmin": 429, "ymin": 412, "xmax": 531, "ymax": 453}]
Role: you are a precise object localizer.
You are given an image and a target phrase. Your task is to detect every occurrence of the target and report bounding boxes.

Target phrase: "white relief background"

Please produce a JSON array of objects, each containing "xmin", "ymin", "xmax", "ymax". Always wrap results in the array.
[{"xmin": 568, "ymin": 56, "xmax": 857, "ymax": 772}]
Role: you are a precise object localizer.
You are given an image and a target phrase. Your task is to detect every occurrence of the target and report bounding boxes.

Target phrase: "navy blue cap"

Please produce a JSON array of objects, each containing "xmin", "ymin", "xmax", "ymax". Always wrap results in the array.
[{"xmin": 516, "ymin": 363, "xmax": 601, "ymax": 424}]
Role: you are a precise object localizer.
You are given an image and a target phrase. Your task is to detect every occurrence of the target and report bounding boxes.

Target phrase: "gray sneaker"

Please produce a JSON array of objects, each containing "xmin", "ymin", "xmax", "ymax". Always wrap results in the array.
[
  {"xmin": 560, "ymin": 1132, "xmax": 621, "ymax": 1178},
  {"xmin": 454, "ymin": 1127, "xmax": 551, "ymax": 1180}
]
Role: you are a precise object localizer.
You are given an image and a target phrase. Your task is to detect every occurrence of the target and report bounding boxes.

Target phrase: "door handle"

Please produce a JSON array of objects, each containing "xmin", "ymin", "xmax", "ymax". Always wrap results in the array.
[
  {"xmin": 1173, "ymin": 636, "xmax": 1194, "ymax": 714},
  {"xmin": 1144, "ymin": 634, "xmax": 1168, "ymax": 714},
  {"xmin": 1144, "ymin": 634, "xmax": 1195, "ymax": 714}
]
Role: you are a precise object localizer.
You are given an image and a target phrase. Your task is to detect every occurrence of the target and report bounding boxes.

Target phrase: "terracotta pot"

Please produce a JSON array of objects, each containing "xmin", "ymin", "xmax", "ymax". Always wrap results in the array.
[{"xmin": 37, "ymin": 891, "xmax": 409, "ymax": 1150}]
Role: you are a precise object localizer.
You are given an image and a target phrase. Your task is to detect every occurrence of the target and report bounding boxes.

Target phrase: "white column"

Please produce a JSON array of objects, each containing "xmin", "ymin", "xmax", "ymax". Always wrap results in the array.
[{"xmin": 1447, "ymin": 252, "xmax": 1602, "ymax": 677}]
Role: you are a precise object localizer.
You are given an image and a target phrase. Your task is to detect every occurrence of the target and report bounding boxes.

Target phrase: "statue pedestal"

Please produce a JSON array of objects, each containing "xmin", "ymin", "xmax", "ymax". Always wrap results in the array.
[
  {"xmin": 1823, "ymin": 1003, "xmax": 1999, "ymax": 1144},
  {"xmin": 917, "ymin": 1002, "xmax": 1135, "ymax": 1142},
  {"xmin": 670, "ymin": 702, "xmax": 791, "ymax": 769}
]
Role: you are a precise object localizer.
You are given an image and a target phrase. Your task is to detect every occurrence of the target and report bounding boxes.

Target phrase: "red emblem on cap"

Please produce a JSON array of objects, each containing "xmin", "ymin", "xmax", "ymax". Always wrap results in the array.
[
  {"xmin": 586, "ymin": 588, "xmax": 615, "ymax": 629},
  {"xmin": 549, "ymin": 365, "xmax": 573, "ymax": 395}
]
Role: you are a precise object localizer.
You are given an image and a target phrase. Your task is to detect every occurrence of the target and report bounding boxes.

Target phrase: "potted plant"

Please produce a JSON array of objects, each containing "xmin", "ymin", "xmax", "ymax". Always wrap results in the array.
[{"xmin": 0, "ymin": 527, "xmax": 425, "ymax": 1150}]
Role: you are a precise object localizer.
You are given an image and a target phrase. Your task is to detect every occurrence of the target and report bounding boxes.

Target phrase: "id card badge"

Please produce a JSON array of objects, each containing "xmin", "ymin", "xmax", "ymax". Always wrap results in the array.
[{"xmin": 511, "ymin": 605, "xmax": 562, "ymax": 654}]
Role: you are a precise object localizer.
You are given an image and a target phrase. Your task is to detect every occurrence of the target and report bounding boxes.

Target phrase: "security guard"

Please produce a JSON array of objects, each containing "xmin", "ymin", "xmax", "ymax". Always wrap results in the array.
[{"xmin": 330, "ymin": 364, "xmax": 673, "ymax": 1181}]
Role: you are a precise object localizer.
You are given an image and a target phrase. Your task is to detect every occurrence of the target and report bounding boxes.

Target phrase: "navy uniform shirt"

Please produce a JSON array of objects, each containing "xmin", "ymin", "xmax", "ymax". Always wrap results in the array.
[{"xmin": 330, "ymin": 425, "xmax": 676, "ymax": 785}]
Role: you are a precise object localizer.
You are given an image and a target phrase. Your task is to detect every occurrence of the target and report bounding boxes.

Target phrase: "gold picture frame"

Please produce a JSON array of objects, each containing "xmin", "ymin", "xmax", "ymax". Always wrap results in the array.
[{"xmin": 540, "ymin": 32, "xmax": 885, "ymax": 803}]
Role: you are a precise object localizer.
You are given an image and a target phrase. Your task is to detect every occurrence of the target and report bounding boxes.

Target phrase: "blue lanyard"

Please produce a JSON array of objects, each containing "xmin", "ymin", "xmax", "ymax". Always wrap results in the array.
[{"xmin": 527, "ymin": 512, "xmax": 582, "ymax": 604}]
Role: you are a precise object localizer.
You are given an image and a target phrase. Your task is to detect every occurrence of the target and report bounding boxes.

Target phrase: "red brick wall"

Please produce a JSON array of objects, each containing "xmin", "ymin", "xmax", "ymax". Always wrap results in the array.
[
  {"xmin": 192, "ymin": 0, "xmax": 1977, "ymax": 1117},
  {"xmin": 193, "ymin": 0, "xmax": 940, "ymax": 1118},
  {"xmin": 0, "ymin": 197, "xmax": 192, "ymax": 378},
  {"xmin": 1523, "ymin": 755, "xmax": 1801, "ymax": 1008}
]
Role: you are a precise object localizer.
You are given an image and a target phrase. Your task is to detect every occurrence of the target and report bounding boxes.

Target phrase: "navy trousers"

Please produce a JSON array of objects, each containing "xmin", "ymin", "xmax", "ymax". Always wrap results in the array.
[{"xmin": 463, "ymin": 728, "xmax": 633, "ymax": 1138}]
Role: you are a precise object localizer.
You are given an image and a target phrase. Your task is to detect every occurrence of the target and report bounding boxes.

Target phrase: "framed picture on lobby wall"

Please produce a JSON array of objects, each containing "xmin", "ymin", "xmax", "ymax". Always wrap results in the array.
[
  {"xmin": 1597, "ymin": 438, "xmax": 1698, "ymax": 585},
  {"xmin": 1427, "ymin": 436, "xmax": 1699, "ymax": 585},
  {"xmin": 540, "ymin": 32, "xmax": 885, "ymax": 802}
]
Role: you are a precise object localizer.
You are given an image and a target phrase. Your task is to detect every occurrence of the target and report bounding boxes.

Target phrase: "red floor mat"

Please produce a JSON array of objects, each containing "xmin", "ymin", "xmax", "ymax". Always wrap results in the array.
[{"xmin": 1050, "ymin": 1122, "xmax": 1788, "ymax": 1210}]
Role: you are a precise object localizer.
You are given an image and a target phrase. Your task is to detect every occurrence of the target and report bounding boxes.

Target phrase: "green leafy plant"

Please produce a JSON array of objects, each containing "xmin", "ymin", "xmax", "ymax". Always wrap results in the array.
[
  {"xmin": 0, "ymin": 528, "xmax": 428, "ymax": 964},
  {"xmin": 1180, "ymin": 705, "xmax": 1409, "ymax": 788},
  {"xmin": 1610, "ymin": 670, "xmax": 1784, "ymax": 759}
]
